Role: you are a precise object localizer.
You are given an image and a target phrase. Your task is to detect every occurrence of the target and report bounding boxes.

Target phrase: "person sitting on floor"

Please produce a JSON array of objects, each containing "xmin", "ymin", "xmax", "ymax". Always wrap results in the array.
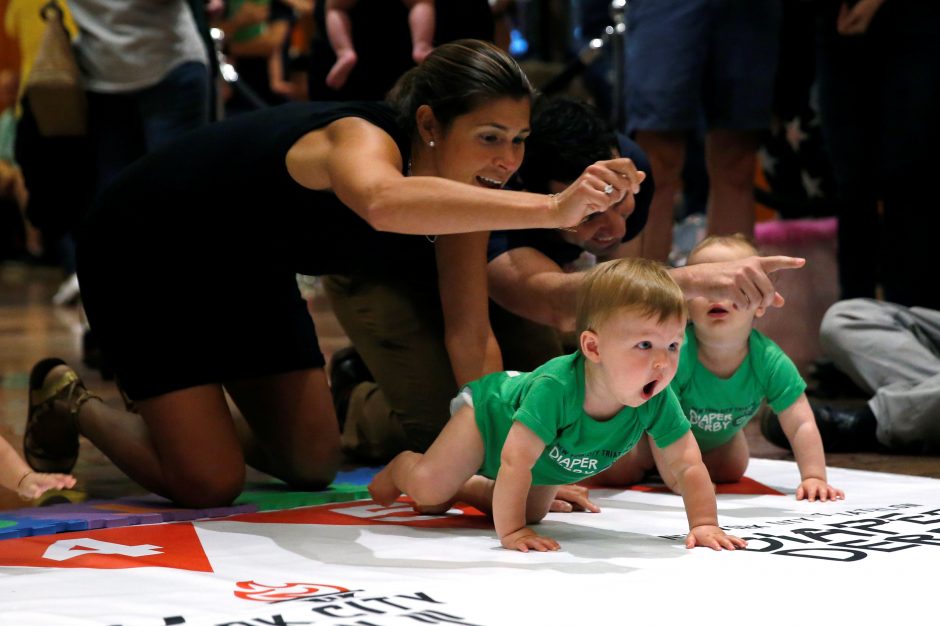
[{"xmin": 763, "ymin": 298, "xmax": 940, "ymax": 454}]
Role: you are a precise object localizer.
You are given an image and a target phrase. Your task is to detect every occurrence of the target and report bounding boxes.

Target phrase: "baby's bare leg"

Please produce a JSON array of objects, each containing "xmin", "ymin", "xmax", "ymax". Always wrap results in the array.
[
  {"xmin": 368, "ymin": 450, "xmax": 417, "ymax": 506},
  {"xmin": 701, "ymin": 431, "xmax": 749, "ymax": 484},
  {"xmin": 416, "ymin": 474, "xmax": 494, "ymax": 515},
  {"xmin": 581, "ymin": 436, "xmax": 655, "ymax": 487},
  {"xmin": 368, "ymin": 405, "xmax": 483, "ymax": 508},
  {"xmin": 525, "ymin": 485, "xmax": 562, "ymax": 524}
]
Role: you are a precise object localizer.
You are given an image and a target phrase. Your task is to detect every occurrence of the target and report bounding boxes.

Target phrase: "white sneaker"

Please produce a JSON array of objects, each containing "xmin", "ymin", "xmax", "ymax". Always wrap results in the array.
[{"xmin": 51, "ymin": 273, "xmax": 80, "ymax": 306}]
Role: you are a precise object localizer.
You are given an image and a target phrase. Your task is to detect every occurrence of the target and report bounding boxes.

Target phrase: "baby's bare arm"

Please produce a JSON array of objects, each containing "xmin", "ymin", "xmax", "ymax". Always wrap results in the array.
[
  {"xmin": 494, "ymin": 423, "xmax": 558, "ymax": 552},
  {"xmin": 779, "ymin": 394, "xmax": 844, "ymax": 502},
  {"xmin": 660, "ymin": 432, "xmax": 746, "ymax": 550}
]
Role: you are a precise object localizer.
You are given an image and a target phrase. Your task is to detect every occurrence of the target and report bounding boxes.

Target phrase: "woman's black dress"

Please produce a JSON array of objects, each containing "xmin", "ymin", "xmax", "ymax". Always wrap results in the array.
[{"xmin": 78, "ymin": 101, "xmax": 425, "ymax": 401}]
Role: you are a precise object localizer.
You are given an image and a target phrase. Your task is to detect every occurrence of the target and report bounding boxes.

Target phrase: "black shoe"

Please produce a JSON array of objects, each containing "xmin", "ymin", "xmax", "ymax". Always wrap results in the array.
[
  {"xmin": 327, "ymin": 346, "xmax": 374, "ymax": 430},
  {"xmin": 811, "ymin": 402, "xmax": 879, "ymax": 453},
  {"xmin": 806, "ymin": 360, "xmax": 868, "ymax": 400},
  {"xmin": 759, "ymin": 406, "xmax": 790, "ymax": 450}
]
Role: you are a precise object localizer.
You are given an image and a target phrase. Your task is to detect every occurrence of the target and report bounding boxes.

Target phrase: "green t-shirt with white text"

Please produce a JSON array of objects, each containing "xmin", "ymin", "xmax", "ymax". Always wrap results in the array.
[
  {"xmin": 467, "ymin": 351, "xmax": 690, "ymax": 485},
  {"xmin": 672, "ymin": 326, "xmax": 806, "ymax": 452}
]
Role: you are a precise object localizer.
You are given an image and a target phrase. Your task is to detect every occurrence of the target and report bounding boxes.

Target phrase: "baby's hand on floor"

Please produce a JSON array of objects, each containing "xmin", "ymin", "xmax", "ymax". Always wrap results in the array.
[
  {"xmin": 686, "ymin": 525, "xmax": 747, "ymax": 551},
  {"xmin": 796, "ymin": 478, "xmax": 844, "ymax": 502},
  {"xmin": 17, "ymin": 471, "xmax": 76, "ymax": 500},
  {"xmin": 500, "ymin": 527, "xmax": 560, "ymax": 553}
]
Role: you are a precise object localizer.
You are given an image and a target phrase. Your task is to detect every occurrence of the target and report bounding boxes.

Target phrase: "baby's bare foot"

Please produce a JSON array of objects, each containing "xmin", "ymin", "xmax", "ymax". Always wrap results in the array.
[{"xmin": 367, "ymin": 467, "xmax": 401, "ymax": 507}]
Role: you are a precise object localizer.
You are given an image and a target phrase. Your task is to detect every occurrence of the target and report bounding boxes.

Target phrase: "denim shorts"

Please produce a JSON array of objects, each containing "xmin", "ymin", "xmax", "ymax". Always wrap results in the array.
[{"xmin": 625, "ymin": 0, "xmax": 783, "ymax": 132}]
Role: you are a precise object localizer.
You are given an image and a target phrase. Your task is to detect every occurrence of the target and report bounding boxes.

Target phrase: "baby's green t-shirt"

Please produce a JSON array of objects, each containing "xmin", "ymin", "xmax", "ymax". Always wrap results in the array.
[
  {"xmin": 467, "ymin": 351, "xmax": 690, "ymax": 485},
  {"xmin": 672, "ymin": 326, "xmax": 806, "ymax": 452}
]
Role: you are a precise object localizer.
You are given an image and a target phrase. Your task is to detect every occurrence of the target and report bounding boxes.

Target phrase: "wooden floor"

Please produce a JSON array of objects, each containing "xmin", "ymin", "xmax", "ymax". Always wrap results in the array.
[{"xmin": 1, "ymin": 262, "xmax": 938, "ymax": 513}]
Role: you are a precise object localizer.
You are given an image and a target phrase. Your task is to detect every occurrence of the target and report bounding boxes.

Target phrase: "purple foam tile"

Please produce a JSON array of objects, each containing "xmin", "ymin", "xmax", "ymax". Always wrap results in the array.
[
  {"xmin": 0, "ymin": 496, "xmax": 261, "ymax": 543},
  {"xmin": 160, "ymin": 510, "xmax": 199, "ymax": 522},
  {"xmin": 99, "ymin": 516, "xmax": 134, "ymax": 529},
  {"xmin": 43, "ymin": 512, "xmax": 131, "ymax": 530},
  {"xmin": 196, "ymin": 503, "xmax": 257, "ymax": 518}
]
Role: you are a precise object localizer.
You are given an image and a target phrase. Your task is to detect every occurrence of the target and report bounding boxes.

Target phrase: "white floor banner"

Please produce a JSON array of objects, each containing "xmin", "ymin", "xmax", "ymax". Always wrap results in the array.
[{"xmin": 2, "ymin": 458, "xmax": 938, "ymax": 626}]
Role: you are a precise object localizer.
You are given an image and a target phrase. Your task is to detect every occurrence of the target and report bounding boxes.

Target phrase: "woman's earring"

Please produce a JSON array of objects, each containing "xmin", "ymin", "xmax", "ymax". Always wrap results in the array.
[{"xmin": 428, "ymin": 140, "xmax": 435, "ymax": 148}]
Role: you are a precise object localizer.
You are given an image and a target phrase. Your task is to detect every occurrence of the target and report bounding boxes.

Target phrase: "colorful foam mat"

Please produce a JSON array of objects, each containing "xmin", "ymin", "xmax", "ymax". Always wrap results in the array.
[{"xmin": 0, "ymin": 466, "xmax": 380, "ymax": 540}]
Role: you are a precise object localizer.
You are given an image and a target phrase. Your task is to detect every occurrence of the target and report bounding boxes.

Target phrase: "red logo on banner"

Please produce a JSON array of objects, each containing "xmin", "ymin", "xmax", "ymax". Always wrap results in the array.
[
  {"xmin": 234, "ymin": 581, "xmax": 350, "ymax": 602},
  {"xmin": 0, "ymin": 523, "xmax": 212, "ymax": 571}
]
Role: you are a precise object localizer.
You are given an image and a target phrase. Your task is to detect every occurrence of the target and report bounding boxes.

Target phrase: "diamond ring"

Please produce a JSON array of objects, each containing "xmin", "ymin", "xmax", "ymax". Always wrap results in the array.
[{"xmin": 603, "ymin": 183, "xmax": 614, "ymax": 195}]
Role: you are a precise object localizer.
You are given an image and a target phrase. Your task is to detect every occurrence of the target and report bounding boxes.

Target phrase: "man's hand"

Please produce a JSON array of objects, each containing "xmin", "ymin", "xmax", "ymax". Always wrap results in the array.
[
  {"xmin": 550, "ymin": 484, "xmax": 601, "ymax": 513},
  {"xmin": 672, "ymin": 255, "xmax": 805, "ymax": 312},
  {"xmin": 837, "ymin": 0, "xmax": 885, "ymax": 35},
  {"xmin": 551, "ymin": 158, "xmax": 645, "ymax": 229}
]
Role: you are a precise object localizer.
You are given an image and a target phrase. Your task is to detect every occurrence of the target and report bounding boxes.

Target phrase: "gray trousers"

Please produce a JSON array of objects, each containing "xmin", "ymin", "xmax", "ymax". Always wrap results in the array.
[{"xmin": 820, "ymin": 298, "xmax": 940, "ymax": 451}]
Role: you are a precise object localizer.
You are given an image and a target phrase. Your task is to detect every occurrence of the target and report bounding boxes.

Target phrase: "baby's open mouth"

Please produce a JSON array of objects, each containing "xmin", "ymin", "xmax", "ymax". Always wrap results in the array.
[
  {"xmin": 642, "ymin": 380, "xmax": 657, "ymax": 399},
  {"xmin": 708, "ymin": 305, "xmax": 729, "ymax": 317}
]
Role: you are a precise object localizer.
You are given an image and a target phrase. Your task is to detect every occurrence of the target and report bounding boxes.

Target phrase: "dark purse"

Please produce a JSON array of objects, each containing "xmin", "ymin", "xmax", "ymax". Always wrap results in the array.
[{"xmin": 23, "ymin": 0, "xmax": 87, "ymax": 137}]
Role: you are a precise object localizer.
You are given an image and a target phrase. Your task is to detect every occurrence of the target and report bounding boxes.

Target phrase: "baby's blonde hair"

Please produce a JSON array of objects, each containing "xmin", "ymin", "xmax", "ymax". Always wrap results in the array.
[
  {"xmin": 576, "ymin": 258, "xmax": 686, "ymax": 335},
  {"xmin": 687, "ymin": 233, "xmax": 758, "ymax": 266}
]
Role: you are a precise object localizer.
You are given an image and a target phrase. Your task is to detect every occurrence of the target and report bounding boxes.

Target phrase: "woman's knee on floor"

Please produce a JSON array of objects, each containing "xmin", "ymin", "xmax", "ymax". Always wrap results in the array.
[
  {"xmin": 704, "ymin": 451, "xmax": 748, "ymax": 485},
  {"xmin": 164, "ymin": 462, "xmax": 247, "ymax": 508},
  {"xmin": 278, "ymin": 443, "xmax": 342, "ymax": 490}
]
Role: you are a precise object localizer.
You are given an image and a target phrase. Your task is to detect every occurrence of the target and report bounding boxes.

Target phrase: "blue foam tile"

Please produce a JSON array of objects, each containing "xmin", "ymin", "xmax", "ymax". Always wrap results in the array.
[
  {"xmin": 5, "ymin": 518, "xmax": 70, "ymax": 536},
  {"xmin": 12, "ymin": 514, "xmax": 90, "ymax": 532},
  {"xmin": 0, "ymin": 526, "xmax": 26, "ymax": 539},
  {"xmin": 334, "ymin": 467, "xmax": 381, "ymax": 486}
]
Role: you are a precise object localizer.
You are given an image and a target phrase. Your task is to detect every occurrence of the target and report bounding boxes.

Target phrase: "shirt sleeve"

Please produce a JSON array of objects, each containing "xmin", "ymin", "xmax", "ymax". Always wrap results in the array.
[
  {"xmin": 511, "ymin": 376, "xmax": 568, "ymax": 445},
  {"xmin": 646, "ymin": 387, "xmax": 691, "ymax": 449},
  {"xmin": 758, "ymin": 335, "xmax": 807, "ymax": 413}
]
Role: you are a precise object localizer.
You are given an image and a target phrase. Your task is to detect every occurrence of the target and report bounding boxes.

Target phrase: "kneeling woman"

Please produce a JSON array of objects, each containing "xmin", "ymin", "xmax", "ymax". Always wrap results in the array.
[{"xmin": 24, "ymin": 40, "xmax": 639, "ymax": 507}]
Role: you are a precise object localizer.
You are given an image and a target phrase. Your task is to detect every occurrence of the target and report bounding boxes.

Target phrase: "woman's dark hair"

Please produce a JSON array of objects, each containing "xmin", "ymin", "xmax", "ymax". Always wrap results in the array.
[{"xmin": 387, "ymin": 39, "xmax": 534, "ymax": 137}]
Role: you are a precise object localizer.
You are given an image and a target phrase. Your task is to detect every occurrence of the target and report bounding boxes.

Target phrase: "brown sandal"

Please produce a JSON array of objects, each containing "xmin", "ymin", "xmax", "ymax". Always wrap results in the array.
[{"xmin": 24, "ymin": 358, "xmax": 99, "ymax": 474}]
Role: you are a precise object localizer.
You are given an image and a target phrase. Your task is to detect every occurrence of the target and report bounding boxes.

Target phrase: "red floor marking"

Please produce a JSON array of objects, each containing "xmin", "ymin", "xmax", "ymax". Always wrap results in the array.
[
  {"xmin": 628, "ymin": 476, "xmax": 784, "ymax": 496},
  {"xmin": 0, "ymin": 522, "xmax": 213, "ymax": 571}
]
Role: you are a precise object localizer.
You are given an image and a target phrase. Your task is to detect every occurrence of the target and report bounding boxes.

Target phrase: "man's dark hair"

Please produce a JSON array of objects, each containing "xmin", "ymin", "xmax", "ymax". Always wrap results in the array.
[{"xmin": 515, "ymin": 96, "xmax": 617, "ymax": 193}]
